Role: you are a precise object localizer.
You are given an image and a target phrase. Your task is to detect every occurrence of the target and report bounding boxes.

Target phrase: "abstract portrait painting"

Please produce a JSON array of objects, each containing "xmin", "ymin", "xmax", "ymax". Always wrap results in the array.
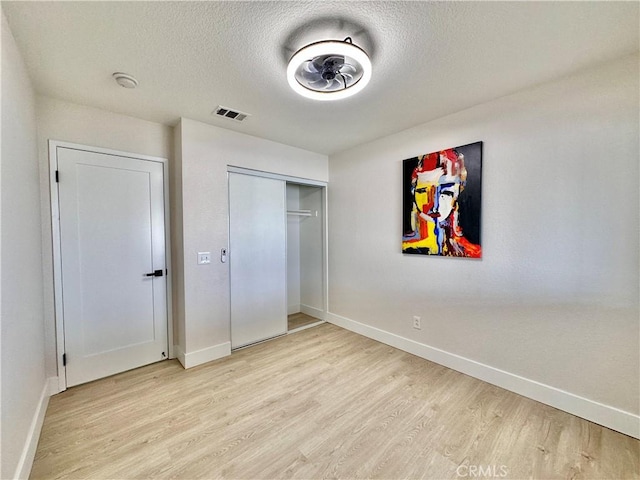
[{"xmin": 402, "ymin": 141, "xmax": 482, "ymax": 258}]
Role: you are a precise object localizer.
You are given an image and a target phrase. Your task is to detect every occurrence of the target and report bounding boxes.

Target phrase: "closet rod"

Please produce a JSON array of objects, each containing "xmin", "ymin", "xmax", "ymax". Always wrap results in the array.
[{"xmin": 287, "ymin": 209, "xmax": 312, "ymax": 217}]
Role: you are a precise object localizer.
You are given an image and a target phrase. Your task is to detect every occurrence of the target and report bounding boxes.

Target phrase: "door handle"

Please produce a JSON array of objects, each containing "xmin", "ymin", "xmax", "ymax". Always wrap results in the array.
[{"xmin": 144, "ymin": 269, "xmax": 164, "ymax": 277}]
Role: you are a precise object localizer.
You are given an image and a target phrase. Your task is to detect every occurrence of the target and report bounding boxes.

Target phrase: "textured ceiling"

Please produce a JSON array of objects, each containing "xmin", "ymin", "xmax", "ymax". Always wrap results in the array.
[{"xmin": 3, "ymin": 1, "xmax": 639, "ymax": 155}]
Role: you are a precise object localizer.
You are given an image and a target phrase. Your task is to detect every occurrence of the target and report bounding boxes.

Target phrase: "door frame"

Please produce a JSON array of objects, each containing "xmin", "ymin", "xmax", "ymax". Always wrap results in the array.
[
  {"xmin": 49, "ymin": 140, "xmax": 173, "ymax": 392},
  {"xmin": 226, "ymin": 166, "xmax": 329, "ymax": 341}
]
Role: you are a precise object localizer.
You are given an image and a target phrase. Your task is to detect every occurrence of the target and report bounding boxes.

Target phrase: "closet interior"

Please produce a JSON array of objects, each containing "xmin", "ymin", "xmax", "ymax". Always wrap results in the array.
[{"xmin": 286, "ymin": 183, "xmax": 325, "ymax": 332}]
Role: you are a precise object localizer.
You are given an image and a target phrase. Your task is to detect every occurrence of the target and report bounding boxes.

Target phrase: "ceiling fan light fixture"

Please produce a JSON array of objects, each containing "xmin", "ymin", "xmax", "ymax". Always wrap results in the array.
[{"xmin": 287, "ymin": 39, "xmax": 372, "ymax": 101}]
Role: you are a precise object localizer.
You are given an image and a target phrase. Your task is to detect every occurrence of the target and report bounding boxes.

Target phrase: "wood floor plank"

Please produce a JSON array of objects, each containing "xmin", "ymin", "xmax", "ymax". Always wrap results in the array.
[
  {"xmin": 30, "ymin": 324, "xmax": 639, "ymax": 479},
  {"xmin": 287, "ymin": 312, "xmax": 321, "ymax": 331}
]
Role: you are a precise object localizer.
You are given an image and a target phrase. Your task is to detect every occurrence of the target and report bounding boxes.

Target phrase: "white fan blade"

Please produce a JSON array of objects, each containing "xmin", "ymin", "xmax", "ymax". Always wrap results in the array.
[
  {"xmin": 303, "ymin": 61, "xmax": 320, "ymax": 73},
  {"xmin": 310, "ymin": 78, "xmax": 330, "ymax": 89},
  {"xmin": 339, "ymin": 63, "xmax": 357, "ymax": 74}
]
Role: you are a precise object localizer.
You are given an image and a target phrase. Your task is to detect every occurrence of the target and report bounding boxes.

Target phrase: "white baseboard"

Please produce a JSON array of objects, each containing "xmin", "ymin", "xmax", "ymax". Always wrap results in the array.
[
  {"xmin": 300, "ymin": 304, "xmax": 325, "ymax": 321},
  {"xmin": 288, "ymin": 304, "xmax": 301, "ymax": 315},
  {"xmin": 47, "ymin": 376, "xmax": 60, "ymax": 396},
  {"xmin": 176, "ymin": 342, "xmax": 231, "ymax": 369},
  {"xmin": 326, "ymin": 312, "xmax": 640, "ymax": 440},
  {"xmin": 174, "ymin": 344, "xmax": 186, "ymax": 368},
  {"xmin": 14, "ymin": 377, "xmax": 55, "ymax": 479}
]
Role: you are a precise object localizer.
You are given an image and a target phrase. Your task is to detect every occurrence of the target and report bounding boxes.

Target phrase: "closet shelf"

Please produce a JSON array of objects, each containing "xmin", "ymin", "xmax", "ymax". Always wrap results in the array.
[{"xmin": 287, "ymin": 209, "xmax": 312, "ymax": 217}]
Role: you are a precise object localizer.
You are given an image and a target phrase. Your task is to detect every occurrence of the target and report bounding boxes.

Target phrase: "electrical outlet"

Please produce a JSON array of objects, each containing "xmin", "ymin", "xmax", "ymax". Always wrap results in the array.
[{"xmin": 413, "ymin": 316, "xmax": 421, "ymax": 330}]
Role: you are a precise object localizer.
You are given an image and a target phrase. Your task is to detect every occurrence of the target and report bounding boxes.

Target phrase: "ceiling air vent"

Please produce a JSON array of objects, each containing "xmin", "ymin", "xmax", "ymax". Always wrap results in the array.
[{"xmin": 213, "ymin": 105, "xmax": 250, "ymax": 122}]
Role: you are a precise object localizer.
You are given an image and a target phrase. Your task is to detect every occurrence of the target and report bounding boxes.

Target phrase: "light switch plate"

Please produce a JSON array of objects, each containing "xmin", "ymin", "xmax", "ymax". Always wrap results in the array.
[{"xmin": 197, "ymin": 252, "xmax": 211, "ymax": 265}]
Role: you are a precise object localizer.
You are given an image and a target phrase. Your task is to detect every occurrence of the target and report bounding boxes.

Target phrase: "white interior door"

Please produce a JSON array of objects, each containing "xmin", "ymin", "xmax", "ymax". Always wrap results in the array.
[
  {"xmin": 229, "ymin": 172, "xmax": 287, "ymax": 349},
  {"xmin": 56, "ymin": 147, "xmax": 168, "ymax": 387}
]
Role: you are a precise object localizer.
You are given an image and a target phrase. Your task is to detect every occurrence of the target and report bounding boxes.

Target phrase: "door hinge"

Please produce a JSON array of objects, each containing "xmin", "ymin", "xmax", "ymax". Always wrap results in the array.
[
  {"xmin": 55, "ymin": 170, "xmax": 59, "ymax": 183},
  {"xmin": 62, "ymin": 353, "xmax": 67, "ymax": 366}
]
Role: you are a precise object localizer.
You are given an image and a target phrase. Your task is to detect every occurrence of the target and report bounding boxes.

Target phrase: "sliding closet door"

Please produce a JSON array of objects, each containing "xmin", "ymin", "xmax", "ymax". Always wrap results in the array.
[{"xmin": 229, "ymin": 172, "xmax": 287, "ymax": 349}]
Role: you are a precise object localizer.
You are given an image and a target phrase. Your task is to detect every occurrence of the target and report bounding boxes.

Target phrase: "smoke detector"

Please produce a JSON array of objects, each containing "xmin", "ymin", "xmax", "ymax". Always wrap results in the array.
[
  {"xmin": 112, "ymin": 72, "xmax": 138, "ymax": 89},
  {"xmin": 287, "ymin": 37, "xmax": 372, "ymax": 101}
]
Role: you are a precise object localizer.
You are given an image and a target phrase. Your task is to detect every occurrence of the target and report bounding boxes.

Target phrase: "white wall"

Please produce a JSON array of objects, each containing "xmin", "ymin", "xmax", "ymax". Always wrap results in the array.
[
  {"xmin": 175, "ymin": 118, "xmax": 328, "ymax": 362},
  {"xmin": 328, "ymin": 55, "xmax": 639, "ymax": 430},
  {"xmin": 1, "ymin": 11, "xmax": 47, "ymax": 479},
  {"xmin": 35, "ymin": 96, "xmax": 174, "ymax": 377},
  {"xmin": 287, "ymin": 184, "xmax": 301, "ymax": 314}
]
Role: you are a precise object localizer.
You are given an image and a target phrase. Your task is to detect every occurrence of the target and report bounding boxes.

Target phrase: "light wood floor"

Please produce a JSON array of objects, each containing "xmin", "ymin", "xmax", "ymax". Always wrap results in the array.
[
  {"xmin": 31, "ymin": 324, "xmax": 639, "ymax": 479},
  {"xmin": 287, "ymin": 312, "xmax": 321, "ymax": 331}
]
